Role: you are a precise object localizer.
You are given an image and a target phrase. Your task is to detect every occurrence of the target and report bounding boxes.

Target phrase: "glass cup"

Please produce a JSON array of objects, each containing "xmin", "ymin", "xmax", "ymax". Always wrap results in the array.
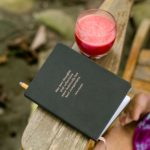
[{"xmin": 75, "ymin": 9, "xmax": 117, "ymax": 59}]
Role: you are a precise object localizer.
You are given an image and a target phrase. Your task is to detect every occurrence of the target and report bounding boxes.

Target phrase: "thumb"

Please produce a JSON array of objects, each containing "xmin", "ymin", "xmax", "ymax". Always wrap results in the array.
[
  {"xmin": 120, "ymin": 113, "xmax": 132, "ymax": 126},
  {"xmin": 130, "ymin": 107, "xmax": 141, "ymax": 121},
  {"xmin": 123, "ymin": 107, "xmax": 141, "ymax": 125}
]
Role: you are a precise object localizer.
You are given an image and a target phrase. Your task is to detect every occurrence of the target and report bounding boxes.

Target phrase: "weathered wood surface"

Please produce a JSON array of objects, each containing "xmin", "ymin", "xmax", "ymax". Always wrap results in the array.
[
  {"xmin": 21, "ymin": 0, "xmax": 133, "ymax": 150},
  {"xmin": 139, "ymin": 49, "xmax": 150, "ymax": 65},
  {"xmin": 134, "ymin": 65, "xmax": 150, "ymax": 82},
  {"xmin": 123, "ymin": 19, "xmax": 150, "ymax": 82},
  {"xmin": 132, "ymin": 79, "xmax": 150, "ymax": 93}
]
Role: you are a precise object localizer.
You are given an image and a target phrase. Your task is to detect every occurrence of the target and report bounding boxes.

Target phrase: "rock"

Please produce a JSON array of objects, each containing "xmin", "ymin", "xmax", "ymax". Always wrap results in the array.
[
  {"xmin": 132, "ymin": 1, "xmax": 150, "ymax": 26},
  {"xmin": 34, "ymin": 9, "xmax": 75, "ymax": 40},
  {"xmin": 0, "ymin": 0, "xmax": 35, "ymax": 13}
]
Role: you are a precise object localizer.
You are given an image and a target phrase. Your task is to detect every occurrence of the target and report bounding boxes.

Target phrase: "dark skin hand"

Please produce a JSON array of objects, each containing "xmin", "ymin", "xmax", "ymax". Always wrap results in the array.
[{"xmin": 94, "ymin": 92, "xmax": 150, "ymax": 150}]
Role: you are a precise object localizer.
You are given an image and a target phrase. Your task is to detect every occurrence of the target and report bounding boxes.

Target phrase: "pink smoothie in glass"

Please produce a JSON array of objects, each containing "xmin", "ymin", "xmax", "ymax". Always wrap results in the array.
[{"xmin": 75, "ymin": 13, "xmax": 116, "ymax": 57}]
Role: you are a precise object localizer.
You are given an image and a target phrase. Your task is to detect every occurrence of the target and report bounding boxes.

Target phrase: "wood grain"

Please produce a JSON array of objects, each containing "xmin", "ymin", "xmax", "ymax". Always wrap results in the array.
[
  {"xmin": 132, "ymin": 79, "xmax": 150, "ymax": 93},
  {"xmin": 21, "ymin": 0, "xmax": 133, "ymax": 150},
  {"xmin": 138, "ymin": 49, "xmax": 150, "ymax": 66},
  {"xmin": 123, "ymin": 19, "xmax": 150, "ymax": 82},
  {"xmin": 134, "ymin": 65, "xmax": 150, "ymax": 82}
]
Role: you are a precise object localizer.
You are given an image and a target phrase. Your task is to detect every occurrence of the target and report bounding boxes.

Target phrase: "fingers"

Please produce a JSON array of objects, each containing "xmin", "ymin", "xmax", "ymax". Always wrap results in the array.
[
  {"xmin": 94, "ymin": 141, "xmax": 106, "ymax": 150},
  {"xmin": 120, "ymin": 113, "xmax": 132, "ymax": 126},
  {"xmin": 122, "ymin": 106, "xmax": 141, "ymax": 125},
  {"xmin": 120, "ymin": 93, "xmax": 150, "ymax": 126}
]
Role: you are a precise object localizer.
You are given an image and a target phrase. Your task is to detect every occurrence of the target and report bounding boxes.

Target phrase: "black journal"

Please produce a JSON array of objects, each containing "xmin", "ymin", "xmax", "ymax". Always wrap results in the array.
[{"xmin": 24, "ymin": 43, "xmax": 131, "ymax": 141}]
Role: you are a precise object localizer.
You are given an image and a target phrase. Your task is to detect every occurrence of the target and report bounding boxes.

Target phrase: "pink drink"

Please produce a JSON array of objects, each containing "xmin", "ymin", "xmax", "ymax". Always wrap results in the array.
[{"xmin": 75, "ymin": 10, "xmax": 116, "ymax": 58}]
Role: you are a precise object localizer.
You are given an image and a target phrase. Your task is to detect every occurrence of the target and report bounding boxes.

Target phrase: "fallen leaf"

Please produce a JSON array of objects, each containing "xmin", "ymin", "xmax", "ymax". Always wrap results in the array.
[
  {"xmin": 30, "ymin": 25, "xmax": 47, "ymax": 51},
  {"xmin": 0, "ymin": 54, "xmax": 8, "ymax": 65}
]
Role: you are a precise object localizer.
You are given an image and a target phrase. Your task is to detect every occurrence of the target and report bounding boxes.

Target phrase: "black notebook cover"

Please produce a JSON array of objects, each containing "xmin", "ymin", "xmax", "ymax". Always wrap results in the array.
[{"xmin": 24, "ymin": 43, "xmax": 131, "ymax": 140}]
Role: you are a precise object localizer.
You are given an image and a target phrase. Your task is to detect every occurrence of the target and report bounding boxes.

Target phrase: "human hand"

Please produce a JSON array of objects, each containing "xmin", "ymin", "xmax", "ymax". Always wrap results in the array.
[
  {"xmin": 93, "ymin": 121, "xmax": 134, "ymax": 150},
  {"xmin": 94, "ymin": 140, "xmax": 106, "ymax": 150},
  {"xmin": 120, "ymin": 93, "xmax": 150, "ymax": 126}
]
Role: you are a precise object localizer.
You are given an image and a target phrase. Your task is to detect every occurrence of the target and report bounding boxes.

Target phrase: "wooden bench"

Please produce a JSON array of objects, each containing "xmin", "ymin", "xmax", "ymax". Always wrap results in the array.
[
  {"xmin": 123, "ymin": 19, "xmax": 150, "ymax": 92},
  {"xmin": 21, "ymin": 0, "xmax": 134, "ymax": 149},
  {"xmin": 87, "ymin": 19, "xmax": 150, "ymax": 150}
]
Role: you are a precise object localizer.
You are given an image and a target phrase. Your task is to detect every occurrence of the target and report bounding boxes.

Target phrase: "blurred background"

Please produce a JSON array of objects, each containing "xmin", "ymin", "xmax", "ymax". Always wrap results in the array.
[{"xmin": 0, "ymin": 0, "xmax": 149, "ymax": 150}]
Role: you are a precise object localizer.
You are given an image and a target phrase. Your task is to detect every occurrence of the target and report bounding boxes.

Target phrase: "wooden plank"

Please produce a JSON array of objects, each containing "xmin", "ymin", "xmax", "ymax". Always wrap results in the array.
[
  {"xmin": 21, "ymin": 0, "xmax": 133, "ymax": 150},
  {"xmin": 133, "ymin": 65, "xmax": 150, "ymax": 82},
  {"xmin": 138, "ymin": 49, "xmax": 150, "ymax": 66},
  {"xmin": 123, "ymin": 19, "xmax": 150, "ymax": 81},
  {"xmin": 132, "ymin": 79, "xmax": 150, "ymax": 93}
]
